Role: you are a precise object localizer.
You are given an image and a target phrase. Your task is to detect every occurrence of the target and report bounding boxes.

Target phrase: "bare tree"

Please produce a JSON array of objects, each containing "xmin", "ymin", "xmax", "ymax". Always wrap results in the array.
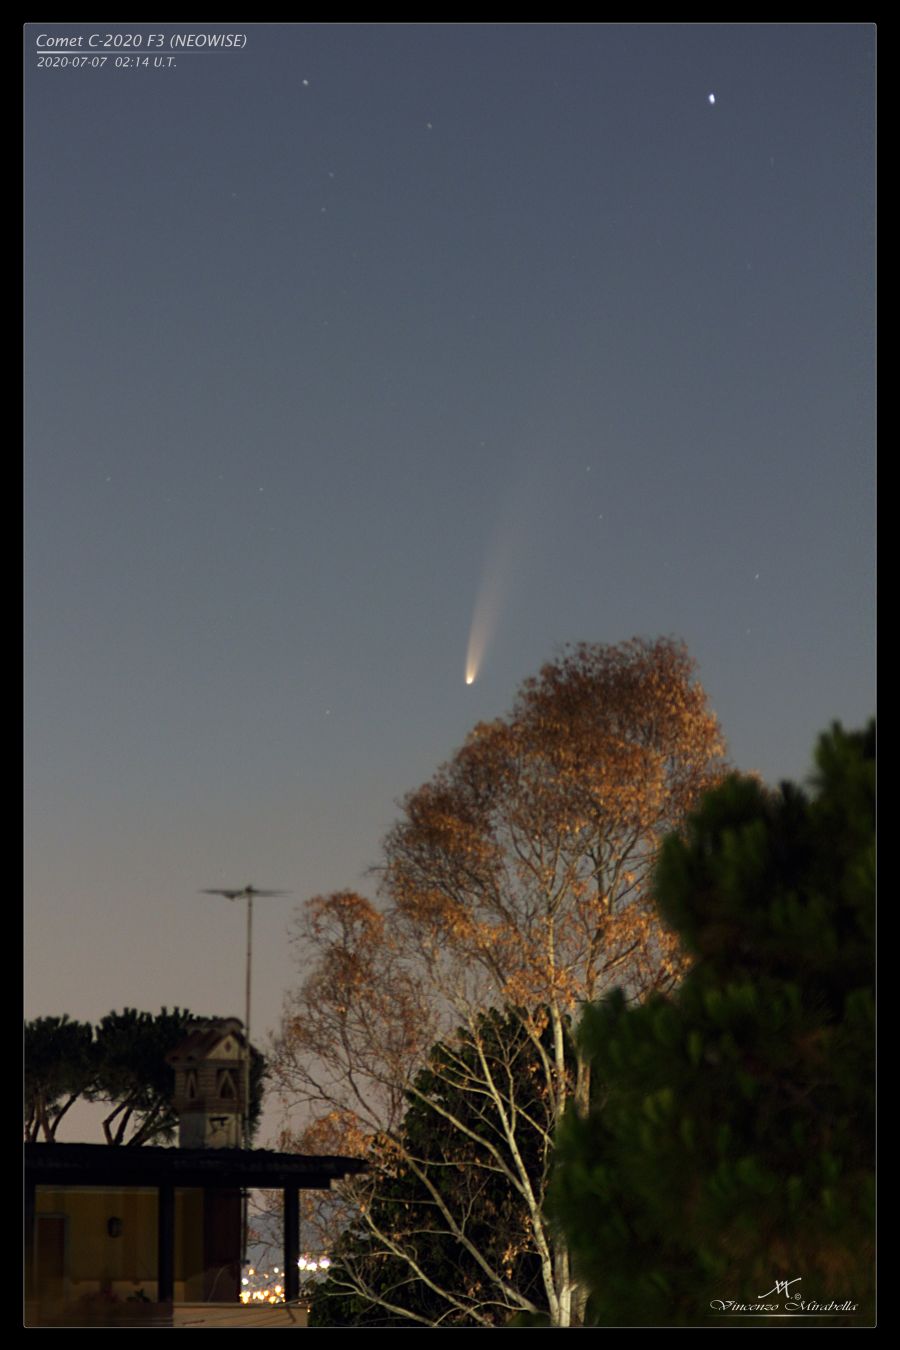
[{"xmin": 273, "ymin": 638, "xmax": 727, "ymax": 1326}]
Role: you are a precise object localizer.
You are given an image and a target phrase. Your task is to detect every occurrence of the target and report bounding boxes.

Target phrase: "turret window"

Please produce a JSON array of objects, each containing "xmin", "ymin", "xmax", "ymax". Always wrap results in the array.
[{"xmin": 217, "ymin": 1069, "xmax": 237, "ymax": 1099}]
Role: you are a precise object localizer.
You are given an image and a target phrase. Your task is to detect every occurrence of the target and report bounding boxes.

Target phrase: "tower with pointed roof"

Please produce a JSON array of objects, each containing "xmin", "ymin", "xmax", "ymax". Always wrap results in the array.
[{"xmin": 167, "ymin": 1018, "xmax": 247, "ymax": 1149}]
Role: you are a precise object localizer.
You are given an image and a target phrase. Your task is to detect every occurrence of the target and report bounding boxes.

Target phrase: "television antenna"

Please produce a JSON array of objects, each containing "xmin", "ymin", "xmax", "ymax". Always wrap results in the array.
[
  {"xmin": 199, "ymin": 887, "xmax": 290, "ymax": 1146},
  {"xmin": 200, "ymin": 885, "xmax": 291, "ymax": 1268}
]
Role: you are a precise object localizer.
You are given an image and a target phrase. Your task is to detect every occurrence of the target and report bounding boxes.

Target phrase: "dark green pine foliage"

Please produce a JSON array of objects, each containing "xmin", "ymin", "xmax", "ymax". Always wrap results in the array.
[
  {"xmin": 310, "ymin": 1009, "xmax": 567, "ymax": 1327},
  {"xmin": 550, "ymin": 722, "xmax": 875, "ymax": 1326},
  {"xmin": 25, "ymin": 1008, "xmax": 266, "ymax": 1146},
  {"xmin": 25, "ymin": 1015, "xmax": 97, "ymax": 1142},
  {"xmin": 92, "ymin": 1007, "xmax": 267, "ymax": 1145},
  {"xmin": 91, "ymin": 1007, "xmax": 198, "ymax": 1145}
]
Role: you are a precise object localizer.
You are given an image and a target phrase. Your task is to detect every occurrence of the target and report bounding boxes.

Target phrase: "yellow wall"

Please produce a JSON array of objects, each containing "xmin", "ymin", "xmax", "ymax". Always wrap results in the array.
[{"xmin": 34, "ymin": 1187, "xmax": 206, "ymax": 1302}]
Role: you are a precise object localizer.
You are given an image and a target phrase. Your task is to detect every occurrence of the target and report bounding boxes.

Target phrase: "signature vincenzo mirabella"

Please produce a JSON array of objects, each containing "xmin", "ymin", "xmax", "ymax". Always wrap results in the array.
[
  {"xmin": 758, "ymin": 1277, "xmax": 801, "ymax": 1299},
  {"xmin": 710, "ymin": 1276, "xmax": 859, "ymax": 1316}
]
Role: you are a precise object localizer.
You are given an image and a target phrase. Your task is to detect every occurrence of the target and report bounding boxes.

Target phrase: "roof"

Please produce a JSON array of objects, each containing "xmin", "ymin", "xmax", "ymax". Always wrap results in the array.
[
  {"xmin": 166, "ymin": 1019, "xmax": 246, "ymax": 1066},
  {"xmin": 25, "ymin": 1143, "xmax": 366, "ymax": 1190}
]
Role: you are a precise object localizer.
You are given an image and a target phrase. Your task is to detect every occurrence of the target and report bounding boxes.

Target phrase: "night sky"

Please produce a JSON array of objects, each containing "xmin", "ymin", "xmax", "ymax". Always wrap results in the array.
[{"xmin": 24, "ymin": 23, "xmax": 875, "ymax": 1140}]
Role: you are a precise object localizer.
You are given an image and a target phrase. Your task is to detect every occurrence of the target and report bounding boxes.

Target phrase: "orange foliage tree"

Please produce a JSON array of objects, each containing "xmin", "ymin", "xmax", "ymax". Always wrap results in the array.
[{"xmin": 272, "ymin": 638, "xmax": 727, "ymax": 1326}]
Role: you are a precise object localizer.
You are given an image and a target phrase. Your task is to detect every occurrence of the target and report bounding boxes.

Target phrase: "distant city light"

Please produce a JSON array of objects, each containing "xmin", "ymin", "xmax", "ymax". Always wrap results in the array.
[{"xmin": 240, "ymin": 1254, "xmax": 331, "ymax": 1304}]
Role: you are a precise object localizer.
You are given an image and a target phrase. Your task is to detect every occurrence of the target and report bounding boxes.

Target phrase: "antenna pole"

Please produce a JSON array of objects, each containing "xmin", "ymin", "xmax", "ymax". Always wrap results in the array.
[
  {"xmin": 244, "ymin": 892, "xmax": 253, "ymax": 1151},
  {"xmin": 197, "ymin": 883, "xmax": 291, "ymax": 1269}
]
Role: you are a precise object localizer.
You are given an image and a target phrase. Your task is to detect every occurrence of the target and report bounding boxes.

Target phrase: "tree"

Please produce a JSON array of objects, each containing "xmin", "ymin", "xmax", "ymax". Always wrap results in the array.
[
  {"xmin": 25, "ymin": 1007, "xmax": 267, "ymax": 1146},
  {"xmin": 273, "ymin": 637, "xmax": 727, "ymax": 1326},
  {"xmin": 92, "ymin": 1007, "xmax": 207, "ymax": 1146},
  {"xmin": 309, "ymin": 1009, "xmax": 566, "ymax": 1327},
  {"xmin": 550, "ymin": 722, "xmax": 875, "ymax": 1326},
  {"xmin": 24, "ymin": 1016, "xmax": 96, "ymax": 1142}
]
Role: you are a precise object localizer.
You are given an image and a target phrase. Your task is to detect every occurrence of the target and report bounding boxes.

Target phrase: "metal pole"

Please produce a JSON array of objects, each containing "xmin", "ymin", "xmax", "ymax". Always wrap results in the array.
[
  {"xmin": 197, "ymin": 886, "xmax": 291, "ymax": 1274},
  {"xmin": 244, "ymin": 892, "xmax": 253, "ymax": 1150},
  {"xmin": 242, "ymin": 892, "xmax": 253, "ymax": 1269}
]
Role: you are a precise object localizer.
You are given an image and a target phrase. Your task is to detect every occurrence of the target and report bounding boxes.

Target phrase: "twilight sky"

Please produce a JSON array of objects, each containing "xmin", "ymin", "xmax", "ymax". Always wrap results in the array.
[{"xmin": 24, "ymin": 23, "xmax": 875, "ymax": 1140}]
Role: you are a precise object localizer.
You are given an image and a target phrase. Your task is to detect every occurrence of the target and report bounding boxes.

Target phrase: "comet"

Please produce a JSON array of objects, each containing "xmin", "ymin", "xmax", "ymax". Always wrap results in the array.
[
  {"xmin": 463, "ymin": 445, "xmax": 551, "ymax": 686},
  {"xmin": 464, "ymin": 510, "xmax": 518, "ymax": 686}
]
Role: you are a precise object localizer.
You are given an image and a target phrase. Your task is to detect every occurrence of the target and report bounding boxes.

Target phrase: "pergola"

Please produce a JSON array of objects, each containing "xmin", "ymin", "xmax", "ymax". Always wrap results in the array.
[{"xmin": 25, "ymin": 1142, "xmax": 365, "ymax": 1309}]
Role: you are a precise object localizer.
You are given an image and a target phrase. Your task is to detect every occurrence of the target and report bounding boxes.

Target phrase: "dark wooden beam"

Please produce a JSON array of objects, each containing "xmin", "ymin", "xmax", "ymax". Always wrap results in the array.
[
  {"xmin": 283, "ymin": 1185, "xmax": 300, "ymax": 1303},
  {"xmin": 157, "ymin": 1183, "xmax": 175, "ymax": 1304},
  {"xmin": 26, "ymin": 1142, "xmax": 365, "ymax": 1191},
  {"xmin": 24, "ymin": 1179, "xmax": 35, "ymax": 1304}
]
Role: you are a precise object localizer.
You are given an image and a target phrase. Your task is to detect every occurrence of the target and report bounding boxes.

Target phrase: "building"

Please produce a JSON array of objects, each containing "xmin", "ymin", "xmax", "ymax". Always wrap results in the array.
[{"xmin": 25, "ymin": 1019, "xmax": 365, "ymax": 1327}]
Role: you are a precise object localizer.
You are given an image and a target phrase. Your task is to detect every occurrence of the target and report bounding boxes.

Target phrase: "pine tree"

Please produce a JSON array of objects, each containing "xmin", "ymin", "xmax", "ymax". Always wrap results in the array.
[{"xmin": 550, "ymin": 722, "xmax": 875, "ymax": 1326}]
